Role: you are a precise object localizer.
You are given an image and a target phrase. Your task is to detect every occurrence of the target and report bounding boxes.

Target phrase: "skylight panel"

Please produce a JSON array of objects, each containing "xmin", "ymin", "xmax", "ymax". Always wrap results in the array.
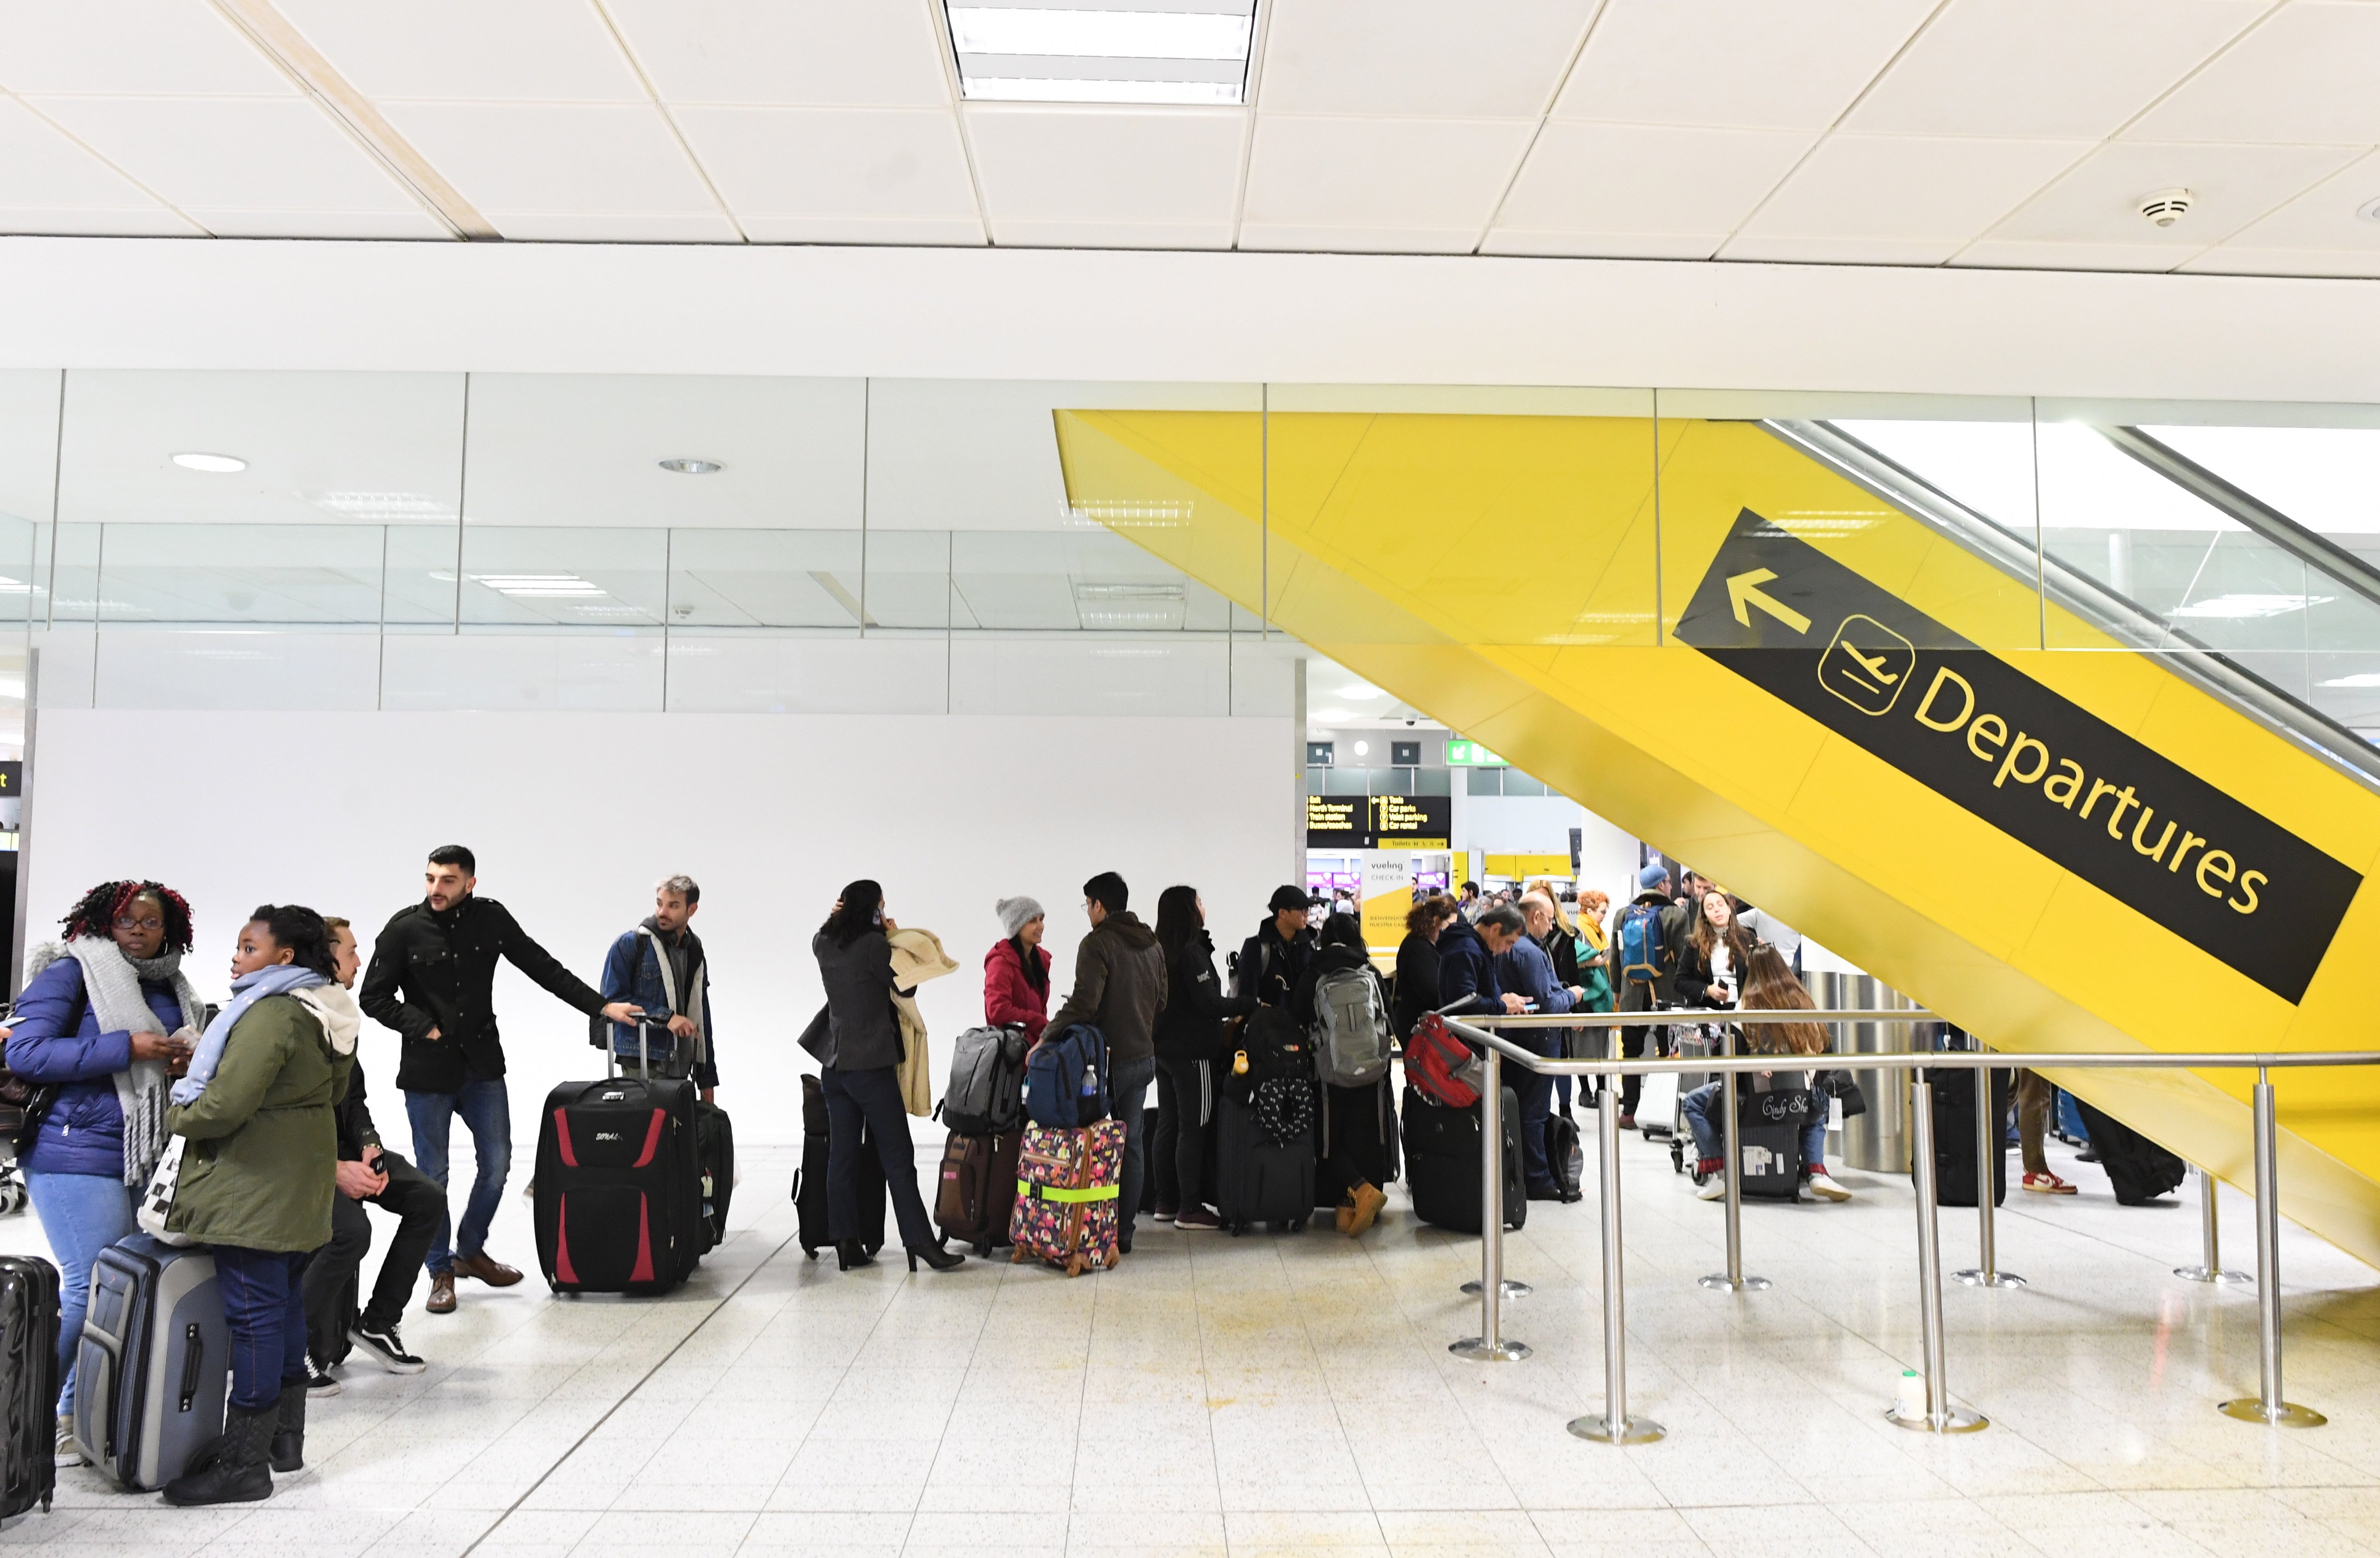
[{"xmin": 945, "ymin": 0, "xmax": 1257, "ymax": 106}]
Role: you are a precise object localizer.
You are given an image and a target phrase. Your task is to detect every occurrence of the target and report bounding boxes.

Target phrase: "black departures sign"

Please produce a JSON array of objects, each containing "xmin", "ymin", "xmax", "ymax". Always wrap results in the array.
[{"xmin": 1675, "ymin": 509, "xmax": 2362, "ymax": 1004}]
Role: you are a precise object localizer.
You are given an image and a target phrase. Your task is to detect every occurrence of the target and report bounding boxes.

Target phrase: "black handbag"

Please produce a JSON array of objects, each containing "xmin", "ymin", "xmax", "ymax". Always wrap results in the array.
[{"xmin": 1818, "ymin": 1069, "xmax": 1869, "ymax": 1119}]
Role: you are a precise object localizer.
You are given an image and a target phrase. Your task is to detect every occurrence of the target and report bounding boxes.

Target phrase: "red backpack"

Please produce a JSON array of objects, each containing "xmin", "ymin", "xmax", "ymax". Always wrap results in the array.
[{"xmin": 1404, "ymin": 1013, "xmax": 1484, "ymax": 1109}]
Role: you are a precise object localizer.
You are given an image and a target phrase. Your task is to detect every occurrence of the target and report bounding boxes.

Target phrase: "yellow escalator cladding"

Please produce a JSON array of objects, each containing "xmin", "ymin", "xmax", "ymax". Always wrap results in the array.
[{"xmin": 1055, "ymin": 406, "xmax": 2380, "ymax": 1267}]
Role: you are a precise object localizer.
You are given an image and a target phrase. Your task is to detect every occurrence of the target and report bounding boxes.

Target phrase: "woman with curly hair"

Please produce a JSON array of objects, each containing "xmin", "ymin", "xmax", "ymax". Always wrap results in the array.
[{"xmin": 8, "ymin": 879, "xmax": 207, "ymax": 1465}]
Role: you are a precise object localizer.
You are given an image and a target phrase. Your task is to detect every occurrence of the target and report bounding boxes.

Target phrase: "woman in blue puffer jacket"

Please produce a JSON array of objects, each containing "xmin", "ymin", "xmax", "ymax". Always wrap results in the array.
[{"xmin": 8, "ymin": 880, "xmax": 205, "ymax": 1464}]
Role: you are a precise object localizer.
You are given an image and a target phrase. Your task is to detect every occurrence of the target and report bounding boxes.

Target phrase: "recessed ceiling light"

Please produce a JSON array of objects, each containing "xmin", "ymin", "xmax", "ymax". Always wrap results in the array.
[
  {"xmin": 945, "ymin": 1, "xmax": 1256, "ymax": 107},
  {"xmin": 2358, "ymin": 197, "xmax": 2380, "ymax": 225},
  {"xmin": 658, "ymin": 458, "xmax": 724, "ymax": 475},
  {"xmin": 171, "ymin": 452, "xmax": 246, "ymax": 473}
]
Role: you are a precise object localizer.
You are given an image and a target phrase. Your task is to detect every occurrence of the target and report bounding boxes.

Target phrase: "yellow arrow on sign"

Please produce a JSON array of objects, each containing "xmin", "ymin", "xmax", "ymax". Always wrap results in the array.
[{"xmin": 1727, "ymin": 568, "xmax": 1812, "ymax": 635}]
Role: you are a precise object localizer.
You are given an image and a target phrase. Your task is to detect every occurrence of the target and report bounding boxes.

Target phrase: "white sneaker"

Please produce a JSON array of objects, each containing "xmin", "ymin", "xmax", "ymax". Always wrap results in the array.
[
  {"xmin": 1696, "ymin": 1177, "xmax": 1727, "ymax": 1201},
  {"xmin": 1805, "ymin": 1169, "xmax": 1852, "ymax": 1202},
  {"xmin": 54, "ymin": 1413, "xmax": 83, "ymax": 1468}
]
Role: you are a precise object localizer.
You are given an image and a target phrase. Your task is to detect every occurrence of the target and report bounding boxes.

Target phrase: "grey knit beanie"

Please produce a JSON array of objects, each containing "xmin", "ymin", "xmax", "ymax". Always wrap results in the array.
[{"xmin": 997, "ymin": 896, "xmax": 1045, "ymax": 937}]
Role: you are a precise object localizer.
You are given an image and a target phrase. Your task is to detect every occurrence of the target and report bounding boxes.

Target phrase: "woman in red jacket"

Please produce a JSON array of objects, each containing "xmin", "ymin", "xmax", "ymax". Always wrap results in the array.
[{"xmin": 984, "ymin": 896, "xmax": 1052, "ymax": 1039}]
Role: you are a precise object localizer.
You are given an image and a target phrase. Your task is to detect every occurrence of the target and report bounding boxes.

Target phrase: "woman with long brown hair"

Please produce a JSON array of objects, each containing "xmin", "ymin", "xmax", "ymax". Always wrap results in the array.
[{"xmin": 1678, "ymin": 944, "xmax": 1851, "ymax": 1202}]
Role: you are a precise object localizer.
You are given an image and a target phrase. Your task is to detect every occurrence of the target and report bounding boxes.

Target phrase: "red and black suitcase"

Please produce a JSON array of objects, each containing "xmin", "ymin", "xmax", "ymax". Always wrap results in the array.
[{"xmin": 534, "ymin": 1069, "xmax": 703, "ymax": 1296}]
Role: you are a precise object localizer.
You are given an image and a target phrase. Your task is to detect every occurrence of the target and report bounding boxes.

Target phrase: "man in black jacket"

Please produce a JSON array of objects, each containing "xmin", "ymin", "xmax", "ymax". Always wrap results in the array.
[
  {"xmin": 1610, "ymin": 863, "xmax": 1689, "ymax": 1128},
  {"xmin": 1235, "ymin": 886, "xmax": 1316, "ymax": 1009},
  {"xmin": 359, "ymin": 845, "xmax": 637, "ymax": 1314},
  {"xmin": 304, "ymin": 918, "xmax": 445, "ymax": 1386}
]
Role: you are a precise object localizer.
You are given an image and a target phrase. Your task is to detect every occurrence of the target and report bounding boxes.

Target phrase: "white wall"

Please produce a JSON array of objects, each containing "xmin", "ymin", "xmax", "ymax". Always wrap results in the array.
[
  {"xmin": 6, "ymin": 237, "xmax": 2380, "ymax": 403},
  {"xmin": 25, "ymin": 709, "xmax": 1293, "ymax": 1151}
]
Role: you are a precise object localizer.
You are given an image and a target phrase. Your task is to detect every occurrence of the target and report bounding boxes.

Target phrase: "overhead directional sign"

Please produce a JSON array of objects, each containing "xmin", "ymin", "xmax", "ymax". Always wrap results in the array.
[{"xmin": 1675, "ymin": 508, "xmax": 2362, "ymax": 1003}]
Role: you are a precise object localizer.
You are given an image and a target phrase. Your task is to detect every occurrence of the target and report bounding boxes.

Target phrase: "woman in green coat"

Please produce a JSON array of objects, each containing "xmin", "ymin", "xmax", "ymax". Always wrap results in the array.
[{"xmin": 157, "ymin": 904, "xmax": 357, "ymax": 1507}]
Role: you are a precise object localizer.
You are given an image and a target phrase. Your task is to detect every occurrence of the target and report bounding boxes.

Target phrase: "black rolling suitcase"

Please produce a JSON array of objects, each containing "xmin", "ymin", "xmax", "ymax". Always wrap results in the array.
[
  {"xmin": 534, "ymin": 1030, "xmax": 704, "ymax": 1295},
  {"xmin": 0, "ymin": 1256, "xmax": 57, "ymax": 1519},
  {"xmin": 1736, "ymin": 1086, "xmax": 1813, "ymax": 1200},
  {"xmin": 793, "ymin": 1073, "xmax": 884, "ymax": 1258},
  {"xmin": 1214, "ymin": 1091, "xmax": 1315, "ymax": 1233},
  {"xmin": 1927, "ymin": 1066, "xmax": 2011, "ymax": 1208},
  {"xmin": 695, "ymin": 1101, "xmax": 735, "ymax": 1254},
  {"xmin": 1401, "ymin": 1084, "xmax": 1526, "ymax": 1234},
  {"xmin": 2074, "ymin": 1100, "xmax": 2187, "ymax": 1205}
]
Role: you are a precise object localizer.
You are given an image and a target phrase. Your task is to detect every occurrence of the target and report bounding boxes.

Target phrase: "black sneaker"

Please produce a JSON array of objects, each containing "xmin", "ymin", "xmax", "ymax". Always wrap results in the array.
[
  {"xmin": 348, "ymin": 1321, "xmax": 426, "ymax": 1375},
  {"xmin": 304, "ymin": 1354, "xmax": 342, "ymax": 1396}
]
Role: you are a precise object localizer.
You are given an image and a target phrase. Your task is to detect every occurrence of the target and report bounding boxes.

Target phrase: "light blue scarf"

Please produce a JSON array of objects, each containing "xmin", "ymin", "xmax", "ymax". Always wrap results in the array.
[{"xmin": 171, "ymin": 963, "xmax": 327, "ymax": 1107}]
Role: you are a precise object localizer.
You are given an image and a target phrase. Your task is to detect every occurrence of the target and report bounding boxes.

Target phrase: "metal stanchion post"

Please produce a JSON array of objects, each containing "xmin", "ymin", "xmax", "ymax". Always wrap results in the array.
[
  {"xmin": 1571, "ymin": 1076, "xmax": 1662, "ymax": 1445},
  {"xmin": 1889, "ymin": 1073, "xmax": 1985, "ymax": 1433},
  {"xmin": 1453, "ymin": 1046, "xmax": 1528, "ymax": 1362},
  {"xmin": 2175, "ymin": 1166, "xmax": 2250, "ymax": 1284},
  {"xmin": 2220, "ymin": 1071, "xmax": 2323, "ymax": 1426},
  {"xmin": 1953, "ymin": 1060, "xmax": 2024, "ymax": 1289},
  {"xmin": 1700, "ymin": 1027, "xmax": 1770, "ymax": 1293}
]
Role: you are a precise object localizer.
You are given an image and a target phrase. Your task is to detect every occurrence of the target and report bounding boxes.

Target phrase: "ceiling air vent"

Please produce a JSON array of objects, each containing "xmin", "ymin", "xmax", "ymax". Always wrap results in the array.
[{"xmin": 2137, "ymin": 188, "xmax": 2194, "ymax": 227}]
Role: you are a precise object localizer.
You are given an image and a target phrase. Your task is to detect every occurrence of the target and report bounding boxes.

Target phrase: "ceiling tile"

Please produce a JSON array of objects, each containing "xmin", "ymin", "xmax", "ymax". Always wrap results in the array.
[
  {"xmin": 2178, "ymin": 245, "xmax": 2380, "ymax": 277},
  {"xmin": 0, "ymin": 0, "xmax": 293, "ymax": 95},
  {"xmin": 28, "ymin": 96, "xmax": 423, "ymax": 211},
  {"xmin": 2203, "ymin": 146, "xmax": 2380, "ymax": 252},
  {"xmin": 604, "ymin": 0, "xmax": 952, "ymax": 108},
  {"xmin": 0, "ymin": 96, "xmax": 173, "ymax": 209},
  {"xmin": 1952, "ymin": 238, "xmax": 2201, "ymax": 272},
  {"xmin": 1981, "ymin": 140, "xmax": 2357, "ymax": 249},
  {"xmin": 676, "ymin": 107, "xmax": 977, "ymax": 223},
  {"xmin": 0, "ymin": 206, "xmax": 198, "ymax": 236},
  {"xmin": 1555, "ymin": 0, "xmax": 1938, "ymax": 129},
  {"xmin": 184, "ymin": 208, "xmax": 452, "ymax": 239},
  {"xmin": 990, "ymin": 219, "xmax": 1231, "ymax": 249},
  {"xmin": 1847, "ymin": 0, "xmax": 2267, "ymax": 139},
  {"xmin": 1725, "ymin": 134, "xmax": 2091, "ymax": 261},
  {"xmin": 967, "ymin": 106, "xmax": 1242, "ymax": 226},
  {"xmin": 1715, "ymin": 233, "xmax": 1978, "ymax": 265},
  {"xmin": 271, "ymin": 0, "xmax": 641, "ymax": 102},
  {"xmin": 1244, "ymin": 115, "xmax": 1536, "ymax": 234},
  {"xmin": 1258, "ymin": 0, "xmax": 1600, "ymax": 117},
  {"xmin": 1238, "ymin": 222, "xmax": 1483, "ymax": 253},
  {"xmin": 739, "ymin": 213, "xmax": 983, "ymax": 244},
  {"xmin": 481, "ymin": 210, "xmax": 740, "ymax": 241},
  {"xmin": 1494, "ymin": 122, "xmax": 1813, "ymax": 238},
  {"xmin": 1481, "ymin": 230, "xmax": 1720, "ymax": 258},
  {"xmin": 2130, "ymin": 1, "xmax": 2380, "ymax": 145},
  {"xmin": 379, "ymin": 102, "xmax": 721, "ymax": 216}
]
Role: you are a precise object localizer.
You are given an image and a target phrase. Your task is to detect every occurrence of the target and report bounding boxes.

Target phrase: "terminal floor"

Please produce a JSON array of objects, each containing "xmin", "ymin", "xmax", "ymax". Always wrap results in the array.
[{"xmin": 7, "ymin": 1128, "xmax": 2380, "ymax": 1558}]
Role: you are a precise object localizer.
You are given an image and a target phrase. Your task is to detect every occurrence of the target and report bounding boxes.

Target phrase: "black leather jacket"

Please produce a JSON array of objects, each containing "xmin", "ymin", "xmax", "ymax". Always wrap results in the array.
[{"xmin": 359, "ymin": 895, "xmax": 606, "ymax": 1093}]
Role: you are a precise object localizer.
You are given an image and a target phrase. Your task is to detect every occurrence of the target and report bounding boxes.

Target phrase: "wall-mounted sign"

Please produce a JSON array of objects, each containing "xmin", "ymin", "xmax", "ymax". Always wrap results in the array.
[
  {"xmin": 1445, "ymin": 740, "xmax": 1502, "ymax": 766},
  {"xmin": 1371, "ymin": 794, "xmax": 1450, "ymax": 848}
]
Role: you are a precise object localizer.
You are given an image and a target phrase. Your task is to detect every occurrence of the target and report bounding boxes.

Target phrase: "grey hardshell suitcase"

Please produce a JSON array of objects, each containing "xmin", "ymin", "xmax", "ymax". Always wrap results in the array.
[{"xmin": 74, "ymin": 1235, "xmax": 228, "ymax": 1492}]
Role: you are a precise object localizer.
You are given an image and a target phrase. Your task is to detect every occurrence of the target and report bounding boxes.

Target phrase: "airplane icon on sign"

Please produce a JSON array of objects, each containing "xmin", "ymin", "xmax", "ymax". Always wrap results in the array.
[
  {"xmin": 1818, "ymin": 614, "xmax": 1916, "ymax": 715},
  {"xmin": 1843, "ymin": 647, "xmax": 1900, "ymax": 686}
]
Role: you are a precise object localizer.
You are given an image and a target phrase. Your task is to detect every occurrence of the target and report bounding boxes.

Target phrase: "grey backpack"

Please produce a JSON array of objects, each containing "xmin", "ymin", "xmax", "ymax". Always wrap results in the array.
[
  {"xmin": 938, "ymin": 1024, "xmax": 1029, "ymax": 1136},
  {"xmin": 1313, "ymin": 964, "xmax": 1392, "ymax": 1088}
]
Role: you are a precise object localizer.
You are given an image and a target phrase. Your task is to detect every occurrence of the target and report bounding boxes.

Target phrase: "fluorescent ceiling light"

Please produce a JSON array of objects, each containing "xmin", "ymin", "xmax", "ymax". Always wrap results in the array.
[
  {"xmin": 949, "ymin": 7, "xmax": 1248, "ymax": 57},
  {"xmin": 309, "ymin": 491, "xmax": 456, "ymax": 520},
  {"xmin": 945, "ymin": 1, "xmax": 1254, "ymax": 107},
  {"xmin": 1336, "ymin": 683, "xmax": 1383, "ymax": 699},
  {"xmin": 658, "ymin": 458, "xmax": 723, "ymax": 475},
  {"xmin": 2319, "ymin": 672, "xmax": 2380, "ymax": 688},
  {"xmin": 2169, "ymin": 592, "xmax": 2333, "ymax": 620},
  {"xmin": 473, "ymin": 574, "xmax": 607, "ymax": 598},
  {"xmin": 171, "ymin": 452, "xmax": 246, "ymax": 473},
  {"xmin": 1310, "ymin": 707, "xmax": 1352, "ymax": 723}
]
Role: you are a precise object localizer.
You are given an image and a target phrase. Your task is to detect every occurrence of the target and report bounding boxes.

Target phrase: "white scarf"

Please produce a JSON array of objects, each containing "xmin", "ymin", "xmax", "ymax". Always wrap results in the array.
[{"xmin": 39, "ymin": 939, "xmax": 207, "ymax": 1187}]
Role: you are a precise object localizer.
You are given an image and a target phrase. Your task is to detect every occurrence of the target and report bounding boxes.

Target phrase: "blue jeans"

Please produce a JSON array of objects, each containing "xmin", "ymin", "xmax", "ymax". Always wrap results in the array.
[
  {"xmin": 1110, "ymin": 1055, "xmax": 1155, "ymax": 1252},
  {"xmin": 405, "ymin": 1077, "xmax": 512, "ymax": 1274},
  {"xmin": 211, "ymin": 1246, "xmax": 310, "ymax": 1412},
  {"xmin": 23, "ymin": 1169, "xmax": 138, "ymax": 1414},
  {"xmin": 1681, "ymin": 1082, "xmax": 1827, "ymax": 1170}
]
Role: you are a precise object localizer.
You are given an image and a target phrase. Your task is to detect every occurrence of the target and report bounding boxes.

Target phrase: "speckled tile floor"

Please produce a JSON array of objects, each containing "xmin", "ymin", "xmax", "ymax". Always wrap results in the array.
[{"xmin": 5, "ymin": 1115, "xmax": 2375, "ymax": 1557}]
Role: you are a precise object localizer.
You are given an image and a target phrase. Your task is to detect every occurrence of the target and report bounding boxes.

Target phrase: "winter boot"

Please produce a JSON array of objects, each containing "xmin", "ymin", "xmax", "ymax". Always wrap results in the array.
[
  {"xmin": 162, "ymin": 1401, "xmax": 275, "ymax": 1506},
  {"xmin": 270, "ymin": 1382, "xmax": 307, "ymax": 1473}
]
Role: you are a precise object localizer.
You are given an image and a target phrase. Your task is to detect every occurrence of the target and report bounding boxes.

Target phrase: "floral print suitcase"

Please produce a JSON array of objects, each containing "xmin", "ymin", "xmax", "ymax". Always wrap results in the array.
[{"xmin": 1008, "ymin": 1119, "xmax": 1125, "ymax": 1276}]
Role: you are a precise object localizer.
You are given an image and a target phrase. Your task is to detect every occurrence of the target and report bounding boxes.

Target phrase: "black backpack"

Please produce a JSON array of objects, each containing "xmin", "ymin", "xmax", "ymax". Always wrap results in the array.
[{"xmin": 1223, "ymin": 1007, "xmax": 1308, "ymax": 1107}]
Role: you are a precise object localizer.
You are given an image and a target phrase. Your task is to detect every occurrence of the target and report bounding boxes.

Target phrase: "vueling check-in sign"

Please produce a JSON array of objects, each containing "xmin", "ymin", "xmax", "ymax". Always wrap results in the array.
[{"xmin": 1677, "ymin": 510, "xmax": 2362, "ymax": 1004}]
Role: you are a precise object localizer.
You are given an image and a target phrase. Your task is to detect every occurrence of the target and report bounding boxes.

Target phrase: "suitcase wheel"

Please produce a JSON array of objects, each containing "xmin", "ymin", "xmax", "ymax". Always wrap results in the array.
[
  {"xmin": 1065, "ymin": 1253, "xmax": 1087, "ymax": 1278},
  {"xmin": 1669, "ymin": 1141, "xmax": 1684, "ymax": 1175},
  {"xmin": 1010, "ymin": 1248, "xmax": 1027, "ymax": 1264},
  {"xmin": 1105, "ymin": 1248, "xmax": 1122, "ymax": 1269}
]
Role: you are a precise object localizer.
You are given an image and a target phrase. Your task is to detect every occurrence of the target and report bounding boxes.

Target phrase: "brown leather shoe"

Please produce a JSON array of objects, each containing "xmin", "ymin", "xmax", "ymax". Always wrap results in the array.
[
  {"xmin": 426, "ymin": 1273, "xmax": 456, "ymax": 1314},
  {"xmin": 452, "ymin": 1251, "xmax": 523, "ymax": 1287}
]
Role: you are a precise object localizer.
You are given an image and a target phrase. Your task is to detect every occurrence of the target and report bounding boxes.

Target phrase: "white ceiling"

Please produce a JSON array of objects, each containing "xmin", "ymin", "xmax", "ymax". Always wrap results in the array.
[{"xmin": 4, "ymin": 0, "xmax": 2380, "ymax": 277}]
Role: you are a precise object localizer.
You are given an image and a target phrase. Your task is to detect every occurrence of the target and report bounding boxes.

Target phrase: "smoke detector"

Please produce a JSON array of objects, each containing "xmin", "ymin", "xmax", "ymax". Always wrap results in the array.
[{"xmin": 2137, "ymin": 188, "xmax": 2194, "ymax": 227}]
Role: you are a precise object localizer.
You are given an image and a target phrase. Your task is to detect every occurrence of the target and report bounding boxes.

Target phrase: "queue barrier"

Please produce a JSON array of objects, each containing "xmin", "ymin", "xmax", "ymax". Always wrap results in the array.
[{"xmin": 1429, "ymin": 1008, "xmax": 2380, "ymax": 1442}]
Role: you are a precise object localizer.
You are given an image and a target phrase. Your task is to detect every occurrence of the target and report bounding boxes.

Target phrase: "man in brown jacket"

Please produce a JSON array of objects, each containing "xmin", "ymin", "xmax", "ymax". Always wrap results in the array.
[{"xmin": 1041, "ymin": 871, "xmax": 1167, "ymax": 1253}]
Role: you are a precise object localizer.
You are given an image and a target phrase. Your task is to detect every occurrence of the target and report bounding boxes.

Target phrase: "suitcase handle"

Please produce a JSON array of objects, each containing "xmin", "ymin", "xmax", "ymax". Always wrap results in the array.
[{"xmin": 177, "ymin": 1322, "xmax": 202, "ymax": 1412}]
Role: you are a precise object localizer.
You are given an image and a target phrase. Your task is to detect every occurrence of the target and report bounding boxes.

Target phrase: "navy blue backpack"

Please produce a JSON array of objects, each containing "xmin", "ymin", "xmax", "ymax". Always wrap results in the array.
[{"xmin": 1024, "ymin": 1023, "xmax": 1111, "ymax": 1129}]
